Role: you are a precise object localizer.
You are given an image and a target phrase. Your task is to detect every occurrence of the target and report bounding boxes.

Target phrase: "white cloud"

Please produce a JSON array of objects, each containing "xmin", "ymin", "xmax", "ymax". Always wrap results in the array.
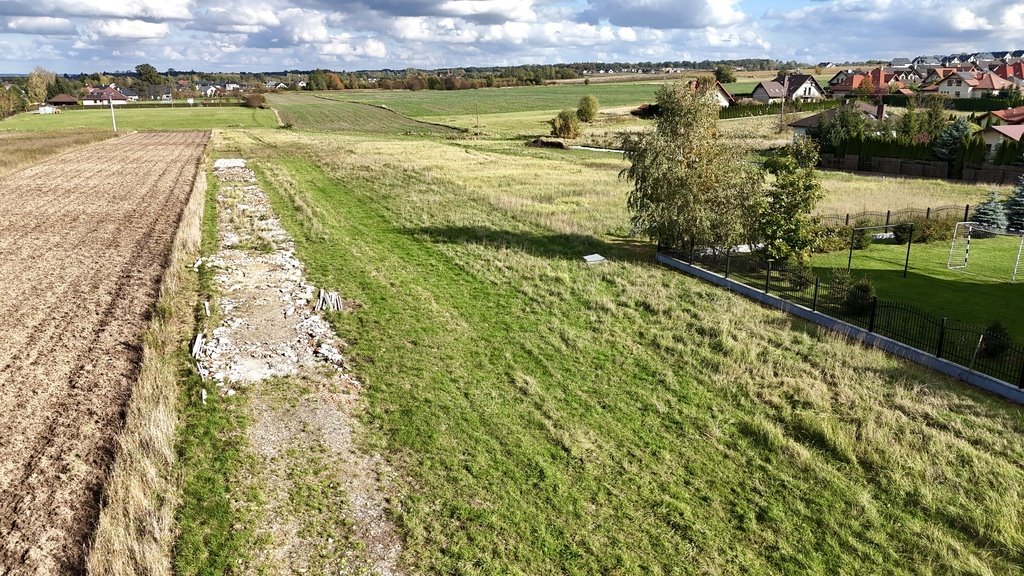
[
  {"xmin": 2, "ymin": 16, "xmax": 76, "ymax": 35},
  {"xmin": 580, "ymin": 0, "xmax": 745, "ymax": 29},
  {"xmin": 83, "ymin": 19, "xmax": 169, "ymax": 40},
  {"xmin": 950, "ymin": 7, "xmax": 992, "ymax": 31},
  {"xmin": 321, "ymin": 36, "xmax": 387, "ymax": 58}
]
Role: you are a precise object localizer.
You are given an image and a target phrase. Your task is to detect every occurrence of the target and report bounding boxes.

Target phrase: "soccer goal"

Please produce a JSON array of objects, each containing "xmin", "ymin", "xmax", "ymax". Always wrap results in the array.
[{"xmin": 947, "ymin": 221, "xmax": 1024, "ymax": 283}]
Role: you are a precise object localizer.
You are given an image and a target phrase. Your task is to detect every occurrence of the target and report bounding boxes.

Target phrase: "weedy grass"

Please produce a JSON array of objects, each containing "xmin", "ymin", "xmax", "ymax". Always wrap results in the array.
[
  {"xmin": 210, "ymin": 126, "xmax": 1024, "ymax": 575},
  {"xmin": 817, "ymin": 171, "xmax": 1009, "ymax": 215},
  {"xmin": 0, "ymin": 129, "xmax": 114, "ymax": 174},
  {"xmin": 0, "ymin": 106, "xmax": 276, "ymax": 131}
]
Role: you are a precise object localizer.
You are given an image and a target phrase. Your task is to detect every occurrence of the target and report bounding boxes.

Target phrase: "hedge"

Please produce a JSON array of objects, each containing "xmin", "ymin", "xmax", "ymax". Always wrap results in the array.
[
  {"xmin": 718, "ymin": 99, "xmax": 838, "ymax": 120},
  {"xmin": 881, "ymin": 94, "xmax": 1012, "ymax": 112}
]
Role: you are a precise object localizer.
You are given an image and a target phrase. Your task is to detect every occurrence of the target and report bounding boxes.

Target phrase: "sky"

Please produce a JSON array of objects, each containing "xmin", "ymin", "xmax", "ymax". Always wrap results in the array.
[{"xmin": 0, "ymin": 0, "xmax": 1022, "ymax": 73}]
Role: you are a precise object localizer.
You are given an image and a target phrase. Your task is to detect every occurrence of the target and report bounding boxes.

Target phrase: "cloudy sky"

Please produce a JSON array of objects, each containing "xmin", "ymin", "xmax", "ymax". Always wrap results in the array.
[{"xmin": 0, "ymin": 0, "xmax": 1022, "ymax": 73}]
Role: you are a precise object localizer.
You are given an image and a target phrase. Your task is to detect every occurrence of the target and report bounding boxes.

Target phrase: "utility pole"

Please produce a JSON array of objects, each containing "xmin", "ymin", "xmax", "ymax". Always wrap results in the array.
[
  {"xmin": 779, "ymin": 73, "xmax": 789, "ymax": 132},
  {"xmin": 108, "ymin": 96, "xmax": 117, "ymax": 133}
]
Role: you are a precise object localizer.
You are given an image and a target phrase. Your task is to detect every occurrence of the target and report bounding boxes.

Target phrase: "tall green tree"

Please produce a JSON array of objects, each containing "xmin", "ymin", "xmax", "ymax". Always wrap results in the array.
[
  {"xmin": 621, "ymin": 80, "xmax": 760, "ymax": 250},
  {"xmin": 134, "ymin": 63, "xmax": 161, "ymax": 84},
  {"xmin": 25, "ymin": 66, "xmax": 54, "ymax": 103},
  {"xmin": 972, "ymin": 191, "xmax": 1008, "ymax": 230},
  {"xmin": 754, "ymin": 137, "xmax": 824, "ymax": 262},
  {"xmin": 932, "ymin": 117, "xmax": 972, "ymax": 161},
  {"xmin": 1005, "ymin": 177, "xmax": 1024, "ymax": 231},
  {"xmin": 714, "ymin": 65, "xmax": 735, "ymax": 84}
]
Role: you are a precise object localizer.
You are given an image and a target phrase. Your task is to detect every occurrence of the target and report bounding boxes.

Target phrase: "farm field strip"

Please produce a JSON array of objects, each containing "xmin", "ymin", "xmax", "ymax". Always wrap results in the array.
[
  {"xmin": 270, "ymin": 93, "xmax": 461, "ymax": 134},
  {"xmin": 0, "ymin": 107, "xmax": 276, "ymax": 131},
  {"xmin": 0, "ymin": 131, "xmax": 210, "ymax": 575}
]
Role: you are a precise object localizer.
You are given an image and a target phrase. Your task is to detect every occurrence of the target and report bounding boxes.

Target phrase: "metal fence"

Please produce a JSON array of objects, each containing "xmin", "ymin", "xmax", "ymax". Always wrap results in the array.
[
  {"xmin": 816, "ymin": 204, "xmax": 971, "ymax": 228},
  {"xmin": 679, "ymin": 248, "xmax": 1024, "ymax": 387}
]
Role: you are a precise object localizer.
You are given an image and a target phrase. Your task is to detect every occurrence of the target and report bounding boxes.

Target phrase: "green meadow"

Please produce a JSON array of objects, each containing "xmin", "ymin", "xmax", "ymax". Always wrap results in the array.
[{"xmin": 0, "ymin": 105, "xmax": 277, "ymax": 131}]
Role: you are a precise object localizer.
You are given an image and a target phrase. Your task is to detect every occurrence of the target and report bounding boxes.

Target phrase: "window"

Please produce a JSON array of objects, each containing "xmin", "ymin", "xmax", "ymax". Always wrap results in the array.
[
  {"xmin": 955, "ymin": 91, "xmax": 960, "ymax": 97},
  {"xmin": 948, "ymin": 79, "xmax": 954, "ymax": 86}
]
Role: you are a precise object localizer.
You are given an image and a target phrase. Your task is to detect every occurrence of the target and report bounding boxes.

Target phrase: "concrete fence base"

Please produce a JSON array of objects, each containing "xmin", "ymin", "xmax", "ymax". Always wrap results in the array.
[{"xmin": 657, "ymin": 252, "xmax": 1024, "ymax": 405}]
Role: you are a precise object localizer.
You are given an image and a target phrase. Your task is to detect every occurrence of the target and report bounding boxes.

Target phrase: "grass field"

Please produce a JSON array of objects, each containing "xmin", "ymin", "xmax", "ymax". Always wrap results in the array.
[
  {"xmin": 200, "ymin": 117, "xmax": 1024, "ymax": 574},
  {"xmin": 0, "ymin": 106, "xmax": 276, "ymax": 131},
  {"xmin": 325, "ymin": 82, "xmax": 663, "ymax": 118},
  {"xmin": 270, "ymin": 93, "xmax": 462, "ymax": 135},
  {"xmin": 816, "ymin": 171, "xmax": 1006, "ymax": 215},
  {"xmin": 812, "ymin": 235, "xmax": 1024, "ymax": 339}
]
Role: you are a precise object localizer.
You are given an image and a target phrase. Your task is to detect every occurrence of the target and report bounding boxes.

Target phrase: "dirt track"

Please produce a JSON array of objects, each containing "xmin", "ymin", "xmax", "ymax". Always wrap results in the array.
[{"xmin": 0, "ymin": 131, "xmax": 209, "ymax": 574}]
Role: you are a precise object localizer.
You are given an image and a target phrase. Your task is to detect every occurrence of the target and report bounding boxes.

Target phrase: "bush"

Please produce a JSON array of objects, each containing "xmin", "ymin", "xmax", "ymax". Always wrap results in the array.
[
  {"xmin": 577, "ymin": 95, "xmax": 599, "ymax": 122},
  {"xmin": 829, "ymin": 267, "xmax": 853, "ymax": 302},
  {"xmin": 979, "ymin": 321, "xmax": 1012, "ymax": 358},
  {"xmin": 851, "ymin": 218, "xmax": 873, "ymax": 249},
  {"xmin": 242, "ymin": 93, "xmax": 266, "ymax": 108},
  {"xmin": 844, "ymin": 277, "xmax": 877, "ymax": 315},
  {"xmin": 892, "ymin": 222, "xmax": 915, "ymax": 244},
  {"xmin": 784, "ymin": 261, "xmax": 814, "ymax": 292},
  {"xmin": 550, "ymin": 108, "xmax": 581, "ymax": 138},
  {"xmin": 810, "ymin": 224, "xmax": 849, "ymax": 253}
]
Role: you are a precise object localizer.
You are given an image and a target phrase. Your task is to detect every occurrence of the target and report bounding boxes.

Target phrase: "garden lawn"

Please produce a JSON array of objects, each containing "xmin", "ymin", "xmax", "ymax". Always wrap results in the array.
[
  {"xmin": 812, "ymin": 235, "xmax": 1024, "ymax": 340},
  {"xmin": 206, "ymin": 125, "xmax": 1024, "ymax": 575},
  {"xmin": 0, "ymin": 106, "xmax": 276, "ymax": 131}
]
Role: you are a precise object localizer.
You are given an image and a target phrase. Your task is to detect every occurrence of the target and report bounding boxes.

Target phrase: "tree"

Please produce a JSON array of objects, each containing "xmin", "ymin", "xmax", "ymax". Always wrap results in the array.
[
  {"xmin": 753, "ymin": 137, "xmax": 823, "ymax": 262},
  {"xmin": 134, "ymin": 63, "xmax": 161, "ymax": 85},
  {"xmin": 853, "ymin": 76, "xmax": 874, "ymax": 101},
  {"xmin": 306, "ymin": 69, "xmax": 329, "ymax": 91},
  {"xmin": 1005, "ymin": 176, "xmax": 1024, "ymax": 231},
  {"xmin": 932, "ymin": 117, "xmax": 972, "ymax": 161},
  {"xmin": 25, "ymin": 66, "xmax": 54, "ymax": 103},
  {"xmin": 972, "ymin": 191, "xmax": 1008, "ymax": 231},
  {"xmin": 621, "ymin": 81, "xmax": 760, "ymax": 250},
  {"xmin": 550, "ymin": 108, "xmax": 581, "ymax": 138},
  {"xmin": 807, "ymin": 104, "xmax": 867, "ymax": 150},
  {"xmin": 326, "ymin": 72, "xmax": 345, "ymax": 90},
  {"xmin": 714, "ymin": 65, "xmax": 735, "ymax": 84},
  {"xmin": 577, "ymin": 95, "xmax": 599, "ymax": 122}
]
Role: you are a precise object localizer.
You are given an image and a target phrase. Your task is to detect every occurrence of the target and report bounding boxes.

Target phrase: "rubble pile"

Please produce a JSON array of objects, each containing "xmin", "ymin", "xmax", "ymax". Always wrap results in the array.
[{"xmin": 195, "ymin": 159, "xmax": 352, "ymax": 389}]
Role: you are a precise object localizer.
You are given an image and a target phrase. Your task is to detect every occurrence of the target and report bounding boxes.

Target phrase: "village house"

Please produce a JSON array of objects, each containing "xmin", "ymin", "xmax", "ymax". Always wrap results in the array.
[
  {"xmin": 830, "ymin": 68, "xmax": 907, "ymax": 99},
  {"xmin": 979, "ymin": 125, "xmax": 1024, "ymax": 152},
  {"xmin": 787, "ymin": 101, "xmax": 888, "ymax": 139},
  {"xmin": 752, "ymin": 74, "xmax": 824, "ymax": 104},
  {"xmin": 889, "ymin": 57, "xmax": 912, "ymax": 69},
  {"xmin": 82, "ymin": 87, "xmax": 127, "ymax": 106},
  {"xmin": 46, "ymin": 94, "xmax": 77, "ymax": 107},
  {"xmin": 995, "ymin": 62, "xmax": 1024, "ymax": 82},
  {"xmin": 937, "ymin": 71, "xmax": 1012, "ymax": 98},
  {"xmin": 979, "ymin": 105, "xmax": 1024, "ymax": 126}
]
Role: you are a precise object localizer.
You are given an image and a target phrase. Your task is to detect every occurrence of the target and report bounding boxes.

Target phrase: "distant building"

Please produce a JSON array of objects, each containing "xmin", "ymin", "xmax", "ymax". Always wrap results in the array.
[{"xmin": 82, "ymin": 87, "xmax": 127, "ymax": 106}]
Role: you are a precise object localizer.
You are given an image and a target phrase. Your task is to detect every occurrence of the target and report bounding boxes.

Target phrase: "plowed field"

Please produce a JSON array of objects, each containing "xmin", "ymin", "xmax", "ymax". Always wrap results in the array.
[{"xmin": 0, "ymin": 131, "xmax": 209, "ymax": 574}]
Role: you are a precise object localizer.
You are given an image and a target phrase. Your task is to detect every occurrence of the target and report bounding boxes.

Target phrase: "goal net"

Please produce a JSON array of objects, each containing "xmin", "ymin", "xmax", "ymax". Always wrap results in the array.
[{"xmin": 947, "ymin": 221, "xmax": 1024, "ymax": 283}]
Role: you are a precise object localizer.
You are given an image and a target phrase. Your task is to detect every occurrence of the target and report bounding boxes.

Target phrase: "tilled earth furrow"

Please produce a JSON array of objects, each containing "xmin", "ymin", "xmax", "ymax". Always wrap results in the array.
[{"xmin": 0, "ymin": 131, "xmax": 209, "ymax": 575}]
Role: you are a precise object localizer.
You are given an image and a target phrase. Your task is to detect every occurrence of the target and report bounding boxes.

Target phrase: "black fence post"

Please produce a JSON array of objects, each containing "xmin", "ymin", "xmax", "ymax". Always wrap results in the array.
[
  {"xmin": 937, "ymin": 317, "xmax": 947, "ymax": 358},
  {"xmin": 689, "ymin": 238, "xmax": 695, "ymax": 265},
  {"xmin": 764, "ymin": 261, "xmax": 772, "ymax": 294},
  {"xmin": 903, "ymin": 225, "xmax": 913, "ymax": 278},
  {"xmin": 885, "ymin": 210, "xmax": 891, "ymax": 226},
  {"xmin": 964, "ymin": 204, "xmax": 970, "ymax": 222},
  {"xmin": 725, "ymin": 250, "xmax": 731, "ymax": 279},
  {"xmin": 926, "ymin": 207, "xmax": 931, "ymax": 220},
  {"xmin": 848, "ymin": 227, "xmax": 856, "ymax": 270},
  {"xmin": 845, "ymin": 213, "xmax": 850, "ymax": 226},
  {"xmin": 812, "ymin": 277, "xmax": 820, "ymax": 312},
  {"xmin": 868, "ymin": 297, "xmax": 878, "ymax": 332}
]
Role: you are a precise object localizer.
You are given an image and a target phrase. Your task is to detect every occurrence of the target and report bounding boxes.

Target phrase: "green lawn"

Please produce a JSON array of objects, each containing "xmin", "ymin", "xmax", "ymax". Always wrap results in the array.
[
  {"xmin": 270, "ymin": 93, "xmax": 463, "ymax": 135},
  {"xmin": 207, "ymin": 125, "xmax": 1024, "ymax": 575},
  {"xmin": 325, "ymin": 82, "xmax": 664, "ymax": 118},
  {"xmin": 0, "ymin": 106, "xmax": 276, "ymax": 131},
  {"xmin": 812, "ymin": 235, "xmax": 1024, "ymax": 339}
]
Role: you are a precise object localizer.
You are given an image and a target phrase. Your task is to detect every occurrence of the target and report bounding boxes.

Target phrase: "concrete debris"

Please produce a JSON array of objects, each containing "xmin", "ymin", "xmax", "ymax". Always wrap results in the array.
[{"xmin": 196, "ymin": 160, "xmax": 354, "ymax": 388}]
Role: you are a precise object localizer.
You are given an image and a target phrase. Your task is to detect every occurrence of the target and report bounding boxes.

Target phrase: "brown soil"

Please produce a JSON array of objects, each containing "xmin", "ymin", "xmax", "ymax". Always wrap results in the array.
[{"xmin": 0, "ymin": 131, "xmax": 210, "ymax": 575}]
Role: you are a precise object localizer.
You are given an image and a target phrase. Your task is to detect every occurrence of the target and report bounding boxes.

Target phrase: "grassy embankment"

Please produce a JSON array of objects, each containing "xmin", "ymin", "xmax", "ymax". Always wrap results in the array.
[
  {"xmin": 0, "ymin": 106, "xmax": 276, "ymax": 131},
  {"xmin": 208, "ymin": 119, "xmax": 1024, "ymax": 574}
]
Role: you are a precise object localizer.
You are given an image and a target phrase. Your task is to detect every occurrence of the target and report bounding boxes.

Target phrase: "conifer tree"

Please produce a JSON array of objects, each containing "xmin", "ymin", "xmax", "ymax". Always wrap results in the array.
[
  {"xmin": 972, "ymin": 191, "xmax": 1008, "ymax": 231},
  {"xmin": 932, "ymin": 117, "xmax": 971, "ymax": 161},
  {"xmin": 1005, "ymin": 176, "xmax": 1024, "ymax": 231}
]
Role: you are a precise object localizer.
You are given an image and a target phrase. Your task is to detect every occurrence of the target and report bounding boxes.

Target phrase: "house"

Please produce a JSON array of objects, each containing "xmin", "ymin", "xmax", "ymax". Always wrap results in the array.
[
  {"xmin": 911, "ymin": 56, "xmax": 941, "ymax": 69},
  {"xmin": 979, "ymin": 125, "xmax": 1024, "ymax": 152},
  {"xmin": 889, "ymin": 57, "xmax": 912, "ymax": 69},
  {"xmin": 225, "ymin": 83, "xmax": 241, "ymax": 92},
  {"xmin": 827, "ymin": 69, "xmax": 859, "ymax": 87},
  {"xmin": 197, "ymin": 83, "xmax": 219, "ymax": 97},
  {"xmin": 788, "ymin": 101, "xmax": 888, "ymax": 138},
  {"xmin": 995, "ymin": 62, "xmax": 1024, "ymax": 81},
  {"xmin": 119, "ymin": 87, "xmax": 139, "ymax": 102},
  {"xmin": 937, "ymin": 71, "xmax": 1012, "ymax": 98},
  {"xmin": 46, "ymin": 94, "xmax": 77, "ymax": 106},
  {"xmin": 971, "ymin": 52, "xmax": 995, "ymax": 63},
  {"xmin": 817, "ymin": 62, "xmax": 835, "ymax": 69},
  {"xmin": 921, "ymin": 66, "xmax": 977, "ymax": 84},
  {"xmin": 772, "ymin": 74, "xmax": 825, "ymax": 101},
  {"xmin": 830, "ymin": 68, "xmax": 906, "ymax": 99},
  {"xmin": 82, "ymin": 87, "xmax": 127, "ymax": 106},
  {"xmin": 979, "ymin": 105, "xmax": 1024, "ymax": 126},
  {"xmin": 752, "ymin": 81, "xmax": 786, "ymax": 103},
  {"xmin": 36, "ymin": 105, "xmax": 57, "ymax": 115}
]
